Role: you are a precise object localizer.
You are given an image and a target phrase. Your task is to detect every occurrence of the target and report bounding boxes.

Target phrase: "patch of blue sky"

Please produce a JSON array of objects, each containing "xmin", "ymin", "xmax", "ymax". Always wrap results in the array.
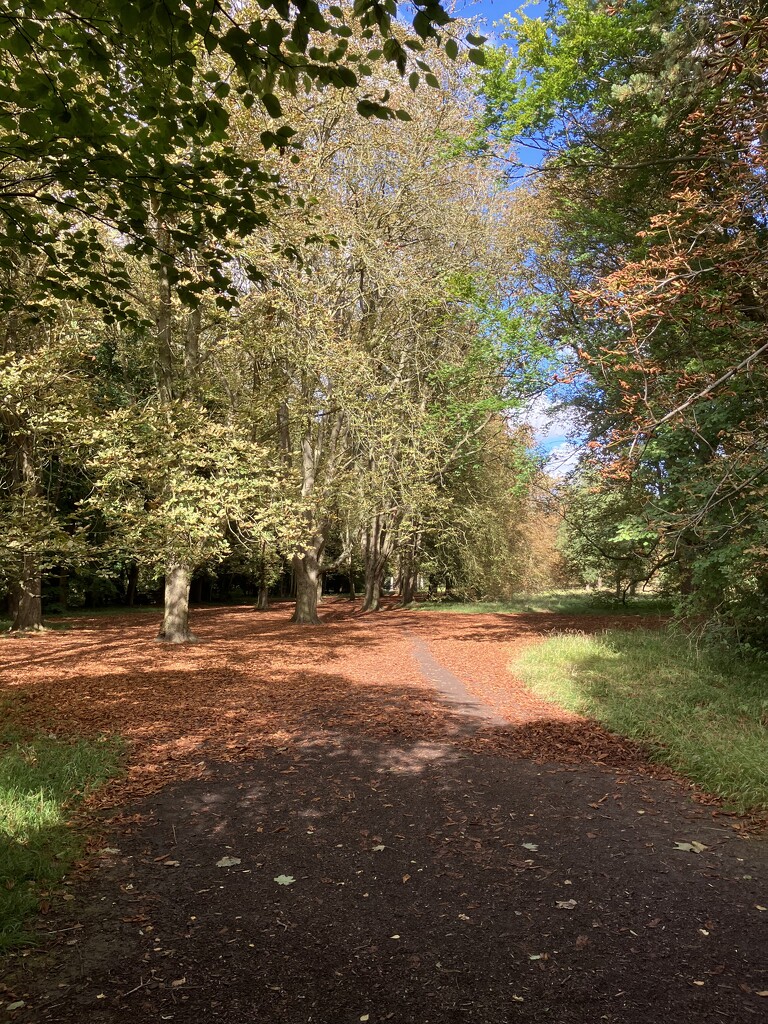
[{"xmin": 403, "ymin": 0, "xmax": 586, "ymax": 469}]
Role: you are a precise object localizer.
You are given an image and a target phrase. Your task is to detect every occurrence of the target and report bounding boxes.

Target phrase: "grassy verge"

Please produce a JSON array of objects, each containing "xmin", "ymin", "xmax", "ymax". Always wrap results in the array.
[
  {"xmin": 513, "ymin": 629, "xmax": 768, "ymax": 813},
  {"xmin": 417, "ymin": 589, "xmax": 672, "ymax": 616},
  {"xmin": 0, "ymin": 713, "xmax": 122, "ymax": 949}
]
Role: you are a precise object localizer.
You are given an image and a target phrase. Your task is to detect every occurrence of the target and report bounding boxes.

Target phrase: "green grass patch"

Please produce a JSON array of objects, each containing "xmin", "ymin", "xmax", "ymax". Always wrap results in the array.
[
  {"xmin": 417, "ymin": 589, "xmax": 671, "ymax": 616},
  {"xmin": 514, "ymin": 629, "xmax": 768, "ymax": 813},
  {"xmin": 0, "ymin": 713, "xmax": 122, "ymax": 949}
]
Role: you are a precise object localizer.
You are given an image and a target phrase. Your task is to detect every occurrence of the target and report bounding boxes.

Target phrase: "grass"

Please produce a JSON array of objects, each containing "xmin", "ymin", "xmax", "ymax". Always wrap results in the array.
[
  {"xmin": 0, "ymin": 605, "xmax": 161, "ymax": 631},
  {"xmin": 513, "ymin": 628, "xmax": 768, "ymax": 813},
  {"xmin": 417, "ymin": 589, "xmax": 672, "ymax": 616},
  {"xmin": 0, "ymin": 712, "xmax": 122, "ymax": 949}
]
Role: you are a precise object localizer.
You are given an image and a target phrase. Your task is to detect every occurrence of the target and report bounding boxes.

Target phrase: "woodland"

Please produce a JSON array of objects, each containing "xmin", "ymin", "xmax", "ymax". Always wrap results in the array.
[
  {"xmin": 1, "ymin": 1, "xmax": 767, "ymax": 651},
  {"xmin": 1, "ymin": 3, "xmax": 768, "ymax": 1017}
]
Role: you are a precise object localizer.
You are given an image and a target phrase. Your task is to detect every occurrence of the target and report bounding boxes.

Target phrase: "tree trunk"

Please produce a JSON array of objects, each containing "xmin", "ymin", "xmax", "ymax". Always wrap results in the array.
[
  {"xmin": 400, "ymin": 568, "xmax": 417, "ymax": 606},
  {"xmin": 361, "ymin": 513, "xmax": 394, "ymax": 612},
  {"xmin": 362, "ymin": 570, "xmax": 383, "ymax": 612},
  {"xmin": 10, "ymin": 554, "xmax": 43, "ymax": 631},
  {"xmin": 348, "ymin": 573, "xmax": 356, "ymax": 601},
  {"xmin": 254, "ymin": 542, "xmax": 270, "ymax": 611},
  {"xmin": 7, "ymin": 429, "xmax": 44, "ymax": 631},
  {"xmin": 126, "ymin": 561, "xmax": 139, "ymax": 607},
  {"xmin": 291, "ymin": 549, "xmax": 322, "ymax": 624},
  {"xmin": 157, "ymin": 563, "xmax": 196, "ymax": 643},
  {"xmin": 398, "ymin": 532, "xmax": 421, "ymax": 607}
]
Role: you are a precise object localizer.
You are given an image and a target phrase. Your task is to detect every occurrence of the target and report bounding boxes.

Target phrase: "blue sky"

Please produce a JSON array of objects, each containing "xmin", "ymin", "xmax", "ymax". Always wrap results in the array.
[
  {"xmin": 459, "ymin": 1, "xmax": 550, "ymax": 34},
  {"xmin": 461, "ymin": 0, "xmax": 581, "ymax": 474}
]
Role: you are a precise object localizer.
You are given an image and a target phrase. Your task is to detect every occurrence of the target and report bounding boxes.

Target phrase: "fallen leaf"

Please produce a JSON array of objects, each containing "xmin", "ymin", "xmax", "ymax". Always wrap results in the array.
[
  {"xmin": 171, "ymin": 978, "xmax": 186, "ymax": 988},
  {"xmin": 556, "ymin": 899, "xmax": 577, "ymax": 910},
  {"xmin": 216, "ymin": 857, "xmax": 241, "ymax": 868},
  {"xmin": 575, "ymin": 935, "xmax": 589, "ymax": 949},
  {"xmin": 458, "ymin": 913, "xmax": 470, "ymax": 921},
  {"xmin": 372, "ymin": 845, "xmax": 385, "ymax": 852},
  {"xmin": 673, "ymin": 841, "xmax": 708, "ymax": 854},
  {"xmin": 402, "ymin": 874, "xmax": 411, "ymax": 883},
  {"xmin": 273, "ymin": 875, "xmax": 295, "ymax": 885},
  {"xmin": 522, "ymin": 843, "xmax": 538, "ymax": 852},
  {"xmin": 98, "ymin": 848, "xmax": 120, "ymax": 855},
  {"xmin": 512, "ymin": 995, "xmax": 524, "ymax": 1002},
  {"xmin": 756, "ymin": 991, "xmax": 768, "ymax": 997},
  {"xmin": 360, "ymin": 1016, "xmax": 370, "ymax": 1021},
  {"xmin": 692, "ymin": 981, "xmax": 705, "ymax": 987},
  {"xmin": 6, "ymin": 1002, "xmax": 25, "ymax": 1012},
  {"xmin": 756, "ymin": 905, "xmax": 767, "ymax": 912},
  {"xmin": 163, "ymin": 860, "xmax": 181, "ymax": 868}
]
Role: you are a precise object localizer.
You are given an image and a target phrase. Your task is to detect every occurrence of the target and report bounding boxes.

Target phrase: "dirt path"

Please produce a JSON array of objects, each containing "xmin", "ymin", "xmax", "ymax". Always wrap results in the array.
[{"xmin": 2, "ymin": 603, "xmax": 767, "ymax": 1022}]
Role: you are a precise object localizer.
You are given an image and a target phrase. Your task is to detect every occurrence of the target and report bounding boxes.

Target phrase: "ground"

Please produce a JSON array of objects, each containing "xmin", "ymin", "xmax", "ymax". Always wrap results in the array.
[{"xmin": 2, "ymin": 602, "xmax": 767, "ymax": 1022}]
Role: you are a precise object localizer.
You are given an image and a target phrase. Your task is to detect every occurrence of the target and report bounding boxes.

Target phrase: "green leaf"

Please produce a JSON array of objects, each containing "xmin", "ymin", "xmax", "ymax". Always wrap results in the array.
[{"xmin": 262, "ymin": 93, "xmax": 282, "ymax": 118}]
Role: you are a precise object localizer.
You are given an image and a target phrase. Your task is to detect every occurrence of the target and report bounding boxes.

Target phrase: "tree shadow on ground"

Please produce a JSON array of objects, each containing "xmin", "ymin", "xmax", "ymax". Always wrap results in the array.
[{"xmin": 7, "ymin": 722, "xmax": 768, "ymax": 1024}]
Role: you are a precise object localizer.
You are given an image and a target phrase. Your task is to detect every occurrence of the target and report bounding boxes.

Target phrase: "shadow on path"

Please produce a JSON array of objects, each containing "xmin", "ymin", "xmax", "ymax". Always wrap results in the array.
[
  {"xmin": 6, "ymin": 738, "xmax": 768, "ymax": 1024},
  {"xmin": 2, "ymin": 605, "xmax": 767, "ymax": 1023}
]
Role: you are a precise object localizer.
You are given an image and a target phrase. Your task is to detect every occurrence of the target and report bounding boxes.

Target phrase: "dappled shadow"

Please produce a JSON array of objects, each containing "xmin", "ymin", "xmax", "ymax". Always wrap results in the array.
[
  {"xmin": 0, "ymin": 603, "xmax": 689, "ymax": 814},
  {"xmin": 9, "ymin": 731, "xmax": 768, "ymax": 1024},
  {"xmin": 4, "ymin": 605, "xmax": 767, "ymax": 1022}
]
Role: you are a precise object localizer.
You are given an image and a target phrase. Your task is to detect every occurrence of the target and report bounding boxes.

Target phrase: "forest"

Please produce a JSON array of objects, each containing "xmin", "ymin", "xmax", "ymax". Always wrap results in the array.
[
  {"xmin": 2, "ymin": 1, "xmax": 767, "ymax": 652},
  {"xmin": 1, "ymin": 2, "xmax": 767, "ymax": 1017}
]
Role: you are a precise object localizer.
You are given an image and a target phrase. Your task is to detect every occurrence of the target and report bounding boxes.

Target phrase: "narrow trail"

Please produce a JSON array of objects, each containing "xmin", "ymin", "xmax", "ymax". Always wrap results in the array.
[
  {"xmin": 2, "ymin": 603, "xmax": 766, "ymax": 1023},
  {"xmin": 408, "ymin": 635, "xmax": 507, "ymax": 728}
]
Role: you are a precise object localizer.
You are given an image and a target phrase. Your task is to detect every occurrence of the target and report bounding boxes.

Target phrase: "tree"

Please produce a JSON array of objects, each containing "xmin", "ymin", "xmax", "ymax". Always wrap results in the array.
[
  {"xmin": 227, "ymin": 41, "xmax": 529, "ymax": 622},
  {"xmin": 88, "ymin": 403, "xmax": 289, "ymax": 641},
  {"xmin": 476, "ymin": 1, "xmax": 768, "ymax": 642},
  {"xmin": 0, "ymin": 0, "xmax": 479, "ymax": 318},
  {"xmin": 575, "ymin": 13, "xmax": 768, "ymax": 638},
  {"xmin": 0, "ymin": 268, "xmax": 98, "ymax": 629}
]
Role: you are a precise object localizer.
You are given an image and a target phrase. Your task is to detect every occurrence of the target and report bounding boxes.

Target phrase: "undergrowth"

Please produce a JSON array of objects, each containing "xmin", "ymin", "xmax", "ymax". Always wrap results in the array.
[
  {"xmin": 513, "ymin": 629, "xmax": 768, "ymax": 813},
  {"xmin": 0, "ymin": 710, "xmax": 122, "ymax": 949},
  {"xmin": 418, "ymin": 589, "xmax": 671, "ymax": 616}
]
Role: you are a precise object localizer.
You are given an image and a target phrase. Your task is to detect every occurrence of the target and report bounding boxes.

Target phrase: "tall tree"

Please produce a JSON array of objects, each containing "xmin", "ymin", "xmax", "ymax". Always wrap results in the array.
[
  {"xmin": 230, "ymin": 41, "xmax": 527, "ymax": 622},
  {"xmin": 0, "ymin": 0, "xmax": 479, "ymax": 318}
]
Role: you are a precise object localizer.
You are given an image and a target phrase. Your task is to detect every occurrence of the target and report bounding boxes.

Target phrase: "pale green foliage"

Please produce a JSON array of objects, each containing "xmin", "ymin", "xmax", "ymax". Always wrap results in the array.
[
  {"xmin": 225, "ymin": 46, "xmax": 530, "ymax": 584},
  {"xmin": 0, "ymin": 309, "xmax": 97, "ymax": 588},
  {"xmin": 86, "ymin": 402, "xmax": 296, "ymax": 579},
  {"xmin": 422, "ymin": 420, "xmax": 539, "ymax": 598}
]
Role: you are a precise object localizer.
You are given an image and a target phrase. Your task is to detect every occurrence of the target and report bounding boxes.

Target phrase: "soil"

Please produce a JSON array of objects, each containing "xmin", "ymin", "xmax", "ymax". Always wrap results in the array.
[{"xmin": 1, "ymin": 601, "xmax": 767, "ymax": 1023}]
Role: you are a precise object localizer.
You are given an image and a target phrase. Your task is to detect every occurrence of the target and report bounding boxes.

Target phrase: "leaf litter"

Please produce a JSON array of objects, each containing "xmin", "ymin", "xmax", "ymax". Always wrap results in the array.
[{"xmin": 1, "ymin": 602, "xmax": 765, "ymax": 1023}]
